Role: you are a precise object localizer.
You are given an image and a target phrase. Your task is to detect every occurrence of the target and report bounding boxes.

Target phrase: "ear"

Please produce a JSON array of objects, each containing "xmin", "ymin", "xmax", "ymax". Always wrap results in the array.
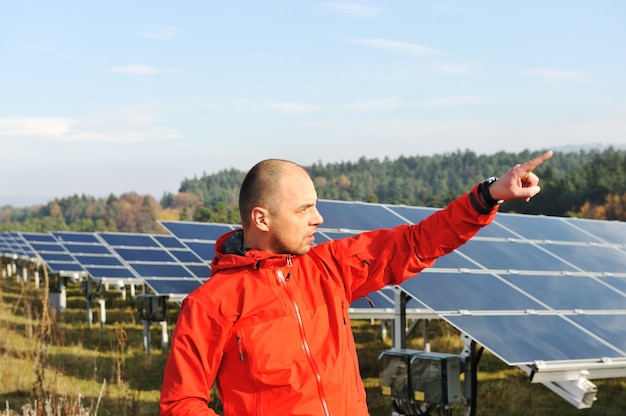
[{"xmin": 251, "ymin": 206, "xmax": 271, "ymax": 231}]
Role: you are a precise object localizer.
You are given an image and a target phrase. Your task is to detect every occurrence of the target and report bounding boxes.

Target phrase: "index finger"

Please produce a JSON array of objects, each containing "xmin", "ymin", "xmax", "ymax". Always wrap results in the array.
[{"xmin": 520, "ymin": 150, "xmax": 553, "ymax": 173}]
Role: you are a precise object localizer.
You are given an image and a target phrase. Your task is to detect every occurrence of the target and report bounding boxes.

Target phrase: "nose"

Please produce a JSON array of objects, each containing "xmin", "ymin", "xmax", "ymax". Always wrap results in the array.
[{"xmin": 312, "ymin": 206, "xmax": 324, "ymax": 226}]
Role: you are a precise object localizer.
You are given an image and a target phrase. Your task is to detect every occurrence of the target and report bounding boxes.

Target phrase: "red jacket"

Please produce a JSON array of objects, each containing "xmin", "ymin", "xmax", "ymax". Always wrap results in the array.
[{"xmin": 160, "ymin": 185, "xmax": 497, "ymax": 415}]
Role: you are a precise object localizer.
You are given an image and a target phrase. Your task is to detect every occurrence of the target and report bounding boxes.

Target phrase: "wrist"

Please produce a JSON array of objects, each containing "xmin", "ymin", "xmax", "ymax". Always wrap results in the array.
[{"xmin": 479, "ymin": 177, "xmax": 504, "ymax": 207}]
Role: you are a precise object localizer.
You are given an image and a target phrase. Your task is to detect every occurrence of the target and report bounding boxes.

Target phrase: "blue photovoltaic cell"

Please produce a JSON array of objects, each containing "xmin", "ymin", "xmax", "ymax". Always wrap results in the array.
[
  {"xmin": 430, "ymin": 251, "xmax": 478, "ymax": 269},
  {"xmin": 183, "ymin": 242, "xmax": 215, "ymax": 262},
  {"xmin": 316, "ymin": 200, "xmax": 406, "ymax": 230},
  {"xmin": 500, "ymin": 274, "xmax": 626, "ymax": 311},
  {"xmin": 474, "ymin": 222, "xmax": 519, "ymax": 239},
  {"xmin": 493, "ymin": 214, "xmax": 600, "ymax": 243},
  {"xmin": 53, "ymin": 232, "xmax": 100, "ymax": 243},
  {"xmin": 566, "ymin": 218, "xmax": 626, "ymax": 245},
  {"xmin": 160, "ymin": 221, "xmax": 234, "ymax": 241},
  {"xmin": 598, "ymin": 277, "xmax": 626, "ymax": 294},
  {"xmin": 541, "ymin": 244, "xmax": 626, "ymax": 274},
  {"xmin": 63, "ymin": 244, "xmax": 113, "ymax": 254},
  {"xmin": 455, "ymin": 239, "xmax": 578, "ymax": 272},
  {"xmin": 153, "ymin": 235, "xmax": 186, "ymax": 248},
  {"xmin": 86, "ymin": 267, "xmax": 136, "ymax": 279},
  {"xmin": 73, "ymin": 255, "xmax": 124, "ymax": 267},
  {"xmin": 185, "ymin": 265, "xmax": 212, "ymax": 279},
  {"xmin": 386, "ymin": 206, "xmax": 438, "ymax": 224},
  {"xmin": 170, "ymin": 250, "xmax": 204, "ymax": 263},
  {"xmin": 39, "ymin": 253, "xmax": 75, "ymax": 262},
  {"xmin": 443, "ymin": 315, "xmax": 622, "ymax": 365},
  {"xmin": 21, "ymin": 233, "xmax": 56, "ymax": 243},
  {"xmin": 144, "ymin": 279, "xmax": 203, "ymax": 295},
  {"xmin": 569, "ymin": 315, "xmax": 626, "ymax": 353},
  {"xmin": 130, "ymin": 263, "xmax": 193, "ymax": 278},
  {"xmin": 115, "ymin": 248, "xmax": 176, "ymax": 263},
  {"xmin": 49, "ymin": 263, "xmax": 86, "ymax": 272},
  {"xmin": 99, "ymin": 233, "xmax": 159, "ymax": 247},
  {"xmin": 401, "ymin": 272, "xmax": 545, "ymax": 312},
  {"xmin": 28, "ymin": 243, "xmax": 66, "ymax": 252}
]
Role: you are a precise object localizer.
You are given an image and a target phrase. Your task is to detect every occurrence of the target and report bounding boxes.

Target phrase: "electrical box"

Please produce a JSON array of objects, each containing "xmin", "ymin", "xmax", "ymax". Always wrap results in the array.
[
  {"xmin": 379, "ymin": 349, "xmax": 464, "ymax": 406},
  {"xmin": 137, "ymin": 295, "xmax": 167, "ymax": 322}
]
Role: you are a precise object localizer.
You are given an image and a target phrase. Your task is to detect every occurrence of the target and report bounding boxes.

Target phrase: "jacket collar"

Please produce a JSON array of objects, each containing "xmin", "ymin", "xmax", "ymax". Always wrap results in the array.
[{"xmin": 211, "ymin": 229, "xmax": 291, "ymax": 274}]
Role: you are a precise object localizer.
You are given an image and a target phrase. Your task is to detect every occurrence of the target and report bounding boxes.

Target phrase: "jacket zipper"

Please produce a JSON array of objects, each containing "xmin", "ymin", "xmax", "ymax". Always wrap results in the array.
[
  {"xmin": 236, "ymin": 335, "xmax": 244, "ymax": 361},
  {"xmin": 277, "ymin": 267, "xmax": 331, "ymax": 416},
  {"xmin": 235, "ymin": 334, "xmax": 262, "ymax": 415}
]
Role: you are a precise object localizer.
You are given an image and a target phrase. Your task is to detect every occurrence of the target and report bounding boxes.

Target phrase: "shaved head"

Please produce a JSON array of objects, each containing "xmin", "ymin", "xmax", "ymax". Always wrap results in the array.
[{"xmin": 239, "ymin": 159, "xmax": 306, "ymax": 229}]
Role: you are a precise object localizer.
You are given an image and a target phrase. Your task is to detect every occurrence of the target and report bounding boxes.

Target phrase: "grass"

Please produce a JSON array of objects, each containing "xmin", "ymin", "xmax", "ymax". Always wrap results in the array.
[{"xmin": 2, "ymin": 270, "xmax": 626, "ymax": 415}]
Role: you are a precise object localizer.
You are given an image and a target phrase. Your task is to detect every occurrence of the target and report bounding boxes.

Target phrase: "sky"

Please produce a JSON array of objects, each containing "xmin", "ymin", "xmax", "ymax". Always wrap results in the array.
[{"xmin": 1, "ymin": 1, "xmax": 625, "ymax": 207}]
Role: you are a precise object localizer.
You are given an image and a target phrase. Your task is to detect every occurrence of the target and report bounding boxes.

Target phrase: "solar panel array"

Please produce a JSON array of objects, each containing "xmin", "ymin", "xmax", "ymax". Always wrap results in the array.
[
  {"xmin": 2, "ymin": 199, "xmax": 626, "ymax": 372},
  {"xmin": 313, "ymin": 200, "xmax": 626, "ymax": 370},
  {"xmin": 0, "ymin": 230, "xmax": 213, "ymax": 301}
]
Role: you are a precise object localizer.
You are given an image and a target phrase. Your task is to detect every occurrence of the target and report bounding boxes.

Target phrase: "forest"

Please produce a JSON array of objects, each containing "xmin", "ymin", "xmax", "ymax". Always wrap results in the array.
[{"xmin": 2, "ymin": 147, "xmax": 626, "ymax": 234}]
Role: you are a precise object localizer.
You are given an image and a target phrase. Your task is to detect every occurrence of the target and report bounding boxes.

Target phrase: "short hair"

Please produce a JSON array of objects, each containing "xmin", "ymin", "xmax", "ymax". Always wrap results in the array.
[{"xmin": 239, "ymin": 159, "xmax": 301, "ymax": 228}]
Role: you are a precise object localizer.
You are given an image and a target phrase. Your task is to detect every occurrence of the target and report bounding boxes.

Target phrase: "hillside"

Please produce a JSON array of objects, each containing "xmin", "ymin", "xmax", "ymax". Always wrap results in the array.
[{"xmin": 2, "ymin": 148, "xmax": 626, "ymax": 234}]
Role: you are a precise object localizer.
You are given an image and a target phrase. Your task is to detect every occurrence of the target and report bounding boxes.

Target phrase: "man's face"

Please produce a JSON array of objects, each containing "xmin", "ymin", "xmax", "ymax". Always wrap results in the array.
[{"xmin": 268, "ymin": 169, "xmax": 324, "ymax": 255}]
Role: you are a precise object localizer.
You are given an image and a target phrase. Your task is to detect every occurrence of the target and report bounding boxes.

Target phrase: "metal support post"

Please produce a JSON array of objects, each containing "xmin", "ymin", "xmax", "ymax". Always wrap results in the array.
[
  {"xmin": 161, "ymin": 321, "xmax": 169, "ymax": 351},
  {"xmin": 393, "ymin": 288, "xmax": 407, "ymax": 349},
  {"xmin": 143, "ymin": 320, "xmax": 151, "ymax": 354}
]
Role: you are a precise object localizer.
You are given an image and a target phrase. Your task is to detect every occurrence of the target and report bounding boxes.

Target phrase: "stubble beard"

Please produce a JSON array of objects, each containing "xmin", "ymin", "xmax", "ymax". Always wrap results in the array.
[{"xmin": 270, "ymin": 230, "xmax": 311, "ymax": 256}]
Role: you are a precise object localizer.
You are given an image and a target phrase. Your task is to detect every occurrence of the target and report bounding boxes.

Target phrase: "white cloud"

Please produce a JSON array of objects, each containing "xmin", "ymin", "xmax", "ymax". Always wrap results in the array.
[
  {"xmin": 322, "ymin": 2, "xmax": 384, "ymax": 18},
  {"xmin": 419, "ymin": 96, "xmax": 500, "ymax": 107},
  {"xmin": 61, "ymin": 128, "xmax": 182, "ymax": 143},
  {"xmin": 139, "ymin": 25, "xmax": 177, "ymax": 40},
  {"xmin": 432, "ymin": 63, "xmax": 475, "ymax": 74},
  {"xmin": 522, "ymin": 68, "xmax": 587, "ymax": 84},
  {"xmin": 349, "ymin": 37, "xmax": 442, "ymax": 58},
  {"xmin": 107, "ymin": 64, "xmax": 164, "ymax": 75},
  {"xmin": 0, "ymin": 117, "xmax": 75, "ymax": 138},
  {"xmin": 18, "ymin": 41, "xmax": 71, "ymax": 59},
  {"xmin": 0, "ymin": 107, "xmax": 183, "ymax": 143},
  {"xmin": 342, "ymin": 97, "xmax": 407, "ymax": 111},
  {"xmin": 267, "ymin": 101, "xmax": 321, "ymax": 113}
]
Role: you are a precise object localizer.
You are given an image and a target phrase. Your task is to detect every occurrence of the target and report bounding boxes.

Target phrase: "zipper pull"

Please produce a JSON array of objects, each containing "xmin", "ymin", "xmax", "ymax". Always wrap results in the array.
[
  {"xmin": 236, "ymin": 336, "xmax": 244, "ymax": 361},
  {"xmin": 285, "ymin": 255, "xmax": 292, "ymax": 281}
]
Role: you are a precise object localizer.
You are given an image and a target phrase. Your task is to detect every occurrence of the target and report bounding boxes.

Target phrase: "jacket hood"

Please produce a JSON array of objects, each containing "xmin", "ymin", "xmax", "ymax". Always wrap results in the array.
[{"xmin": 210, "ymin": 229, "xmax": 290, "ymax": 275}]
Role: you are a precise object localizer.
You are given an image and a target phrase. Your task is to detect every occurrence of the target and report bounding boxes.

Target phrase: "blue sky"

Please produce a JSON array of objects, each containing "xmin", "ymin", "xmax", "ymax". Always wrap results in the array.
[{"xmin": 1, "ymin": 1, "xmax": 625, "ymax": 206}]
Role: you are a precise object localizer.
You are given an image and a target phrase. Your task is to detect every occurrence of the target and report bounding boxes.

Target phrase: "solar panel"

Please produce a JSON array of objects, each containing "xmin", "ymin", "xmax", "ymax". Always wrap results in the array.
[
  {"xmin": 567, "ymin": 217, "xmax": 626, "ymax": 245},
  {"xmin": 98, "ymin": 231, "xmax": 208, "ymax": 299},
  {"xmin": 17, "ymin": 232, "xmax": 86, "ymax": 276},
  {"xmin": 52, "ymin": 231, "xmax": 138, "ymax": 283},
  {"xmin": 289, "ymin": 200, "xmax": 626, "ymax": 376},
  {"xmin": 160, "ymin": 221, "xmax": 236, "ymax": 241},
  {"xmin": 0, "ymin": 232, "xmax": 34, "ymax": 260},
  {"xmin": 159, "ymin": 221, "xmax": 234, "ymax": 264},
  {"xmin": 443, "ymin": 314, "xmax": 623, "ymax": 365},
  {"xmin": 316, "ymin": 200, "xmax": 407, "ymax": 230}
]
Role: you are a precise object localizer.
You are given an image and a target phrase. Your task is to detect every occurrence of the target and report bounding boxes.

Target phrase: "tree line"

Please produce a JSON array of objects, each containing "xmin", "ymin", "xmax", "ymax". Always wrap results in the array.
[{"xmin": 2, "ymin": 147, "xmax": 626, "ymax": 234}]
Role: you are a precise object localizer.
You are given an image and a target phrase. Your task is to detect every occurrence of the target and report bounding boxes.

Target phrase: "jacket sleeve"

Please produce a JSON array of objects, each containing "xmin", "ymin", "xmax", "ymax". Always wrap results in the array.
[
  {"xmin": 324, "ymin": 183, "xmax": 498, "ymax": 300},
  {"xmin": 160, "ymin": 294, "xmax": 231, "ymax": 416}
]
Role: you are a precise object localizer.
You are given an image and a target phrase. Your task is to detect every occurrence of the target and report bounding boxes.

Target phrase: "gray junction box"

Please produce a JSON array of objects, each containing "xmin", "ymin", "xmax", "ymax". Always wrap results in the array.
[{"xmin": 379, "ymin": 349, "xmax": 464, "ymax": 406}]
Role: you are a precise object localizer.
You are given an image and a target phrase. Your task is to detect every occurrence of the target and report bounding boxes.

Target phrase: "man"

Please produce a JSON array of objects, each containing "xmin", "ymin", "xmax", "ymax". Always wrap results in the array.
[{"xmin": 160, "ymin": 151, "xmax": 553, "ymax": 416}]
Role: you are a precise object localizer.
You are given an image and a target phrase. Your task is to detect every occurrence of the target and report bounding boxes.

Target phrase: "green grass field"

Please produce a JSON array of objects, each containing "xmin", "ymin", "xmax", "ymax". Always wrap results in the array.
[{"xmin": 1, "ymin": 272, "xmax": 626, "ymax": 416}]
